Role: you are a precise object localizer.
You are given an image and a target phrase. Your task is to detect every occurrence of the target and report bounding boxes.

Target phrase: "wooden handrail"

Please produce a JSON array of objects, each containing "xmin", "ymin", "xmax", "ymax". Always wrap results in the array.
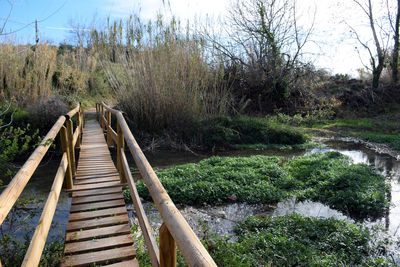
[
  {"xmin": 66, "ymin": 104, "xmax": 80, "ymax": 118},
  {"xmin": 121, "ymin": 149, "xmax": 160, "ymax": 267},
  {"xmin": 0, "ymin": 115, "xmax": 65, "ymax": 225},
  {"xmin": 97, "ymin": 102, "xmax": 217, "ymax": 267},
  {"xmin": 22, "ymin": 153, "xmax": 68, "ymax": 267},
  {"xmin": 0, "ymin": 103, "xmax": 82, "ymax": 265}
]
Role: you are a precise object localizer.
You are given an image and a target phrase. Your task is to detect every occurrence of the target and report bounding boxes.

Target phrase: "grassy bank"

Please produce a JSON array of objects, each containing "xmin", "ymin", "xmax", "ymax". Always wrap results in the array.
[
  {"xmin": 125, "ymin": 152, "xmax": 389, "ymax": 220},
  {"xmin": 317, "ymin": 118, "xmax": 400, "ymax": 151},
  {"xmin": 206, "ymin": 214, "xmax": 393, "ymax": 266},
  {"xmin": 269, "ymin": 112, "xmax": 400, "ymax": 151}
]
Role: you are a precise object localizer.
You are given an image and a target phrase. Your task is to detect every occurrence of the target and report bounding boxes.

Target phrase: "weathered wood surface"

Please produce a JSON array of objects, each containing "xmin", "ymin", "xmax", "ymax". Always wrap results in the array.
[
  {"xmin": 100, "ymin": 102, "xmax": 217, "ymax": 267},
  {"xmin": 22, "ymin": 153, "xmax": 68, "ymax": 267},
  {"xmin": 62, "ymin": 119, "xmax": 136, "ymax": 267}
]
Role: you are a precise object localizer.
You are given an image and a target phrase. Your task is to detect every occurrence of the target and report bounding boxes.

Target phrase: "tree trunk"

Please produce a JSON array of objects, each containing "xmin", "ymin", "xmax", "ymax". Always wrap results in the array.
[
  {"xmin": 392, "ymin": 0, "xmax": 400, "ymax": 85},
  {"xmin": 368, "ymin": 0, "xmax": 385, "ymax": 88}
]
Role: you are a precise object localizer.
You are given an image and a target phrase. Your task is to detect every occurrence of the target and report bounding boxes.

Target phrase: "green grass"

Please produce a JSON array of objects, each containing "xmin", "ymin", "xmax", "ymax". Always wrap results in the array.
[
  {"xmin": 125, "ymin": 152, "xmax": 389, "ymax": 220},
  {"xmin": 205, "ymin": 214, "xmax": 393, "ymax": 266},
  {"xmin": 284, "ymin": 152, "xmax": 390, "ymax": 219},
  {"xmin": 194, "ymin": 116, "xmax": 308, "ymax": 149},
  {"xmin": 308, "ymin": 117, "xmax": 400, "ymax": 151}
]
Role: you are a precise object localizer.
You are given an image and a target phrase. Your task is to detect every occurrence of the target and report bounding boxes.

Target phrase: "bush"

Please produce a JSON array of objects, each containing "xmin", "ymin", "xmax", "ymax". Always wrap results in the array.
[
  {"xmin": 205, "ymin": 214, "xmax": 393, "ymax": 266},
  {"xmin": 28, "ymin": 97, "xmax": 68, "ymax": 132},
  {"xmin": 196, "ymin": 116, "xmax": 308, "ymax": 149}
]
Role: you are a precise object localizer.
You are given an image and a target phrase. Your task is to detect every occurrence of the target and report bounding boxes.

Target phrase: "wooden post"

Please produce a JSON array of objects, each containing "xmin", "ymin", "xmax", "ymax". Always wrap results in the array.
[
  {"xmin": 160, "ymin": 223, "xmax": 176, "ymax": 267},
  {"xmin": 117, "ymin": 123, "xmax": 126, "ymax": 183},
  {"xmin": 80, "ymin": 103, "xmax": 84, "ymax": 129},
  {"xmin": 107, "ymin": 111, "xmax": 113, "ymax": 147},
  {"xmin": 76, "ymin": 108, "xmax": 81, "ymax": 149},
  {"xmin": 101, "ymin": 105, "xmax": 105, "ymax": 131},
  {"xmin": 96, "ymin": 103, "xmax": 99, "ymax": 121},
  {"xmin": 60, "ymin": 126, "xmax": 73, "ymax": 189},
  {"xmin": 65, "ymin": 116, "xmax": 76, "ymax": 176}
]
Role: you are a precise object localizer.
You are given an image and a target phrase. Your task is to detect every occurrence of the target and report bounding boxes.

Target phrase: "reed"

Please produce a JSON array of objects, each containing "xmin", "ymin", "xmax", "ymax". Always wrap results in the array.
[{"xmin": 94, "ymin": 15, "xmax": 233, "ymax": 135}]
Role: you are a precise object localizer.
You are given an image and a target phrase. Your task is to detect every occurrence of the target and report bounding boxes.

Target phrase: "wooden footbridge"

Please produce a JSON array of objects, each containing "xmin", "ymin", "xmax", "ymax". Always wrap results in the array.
[{"xmin": 0, "ymin": 103, "xmax": 216, "ymax": 267}]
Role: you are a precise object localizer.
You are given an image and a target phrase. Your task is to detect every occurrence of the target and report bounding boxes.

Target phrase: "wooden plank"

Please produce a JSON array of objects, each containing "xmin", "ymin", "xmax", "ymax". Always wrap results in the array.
[
  {"xmin": 75, "ymin": 173, "xmax": 120, "ymax": 180},
  {"xmin": 74, "ymin": 176, "xmax": 120, "ymax": 185},
  {"xmin": 66, "ymin": 214, "xmax": 129, "ymax": 232},
  {"xmin": 72, "ymin": 193, "xmax": 123, "ymax": 205},
  {"xmin": 72, "ymin": 187, "xmax": 123, "ymax": 197},
  {"xmin": 65, "ymin": 224, "xmax": 131, "ymax": 242},
  {"xmin": 68, "ymin": 207, "xmax": 127, "ymax": 222},
  {"xmin": 64, "ymin": 234, "xmax": 133, "ymax": 254},
  {"xmin": 71, "ymin": 181, "xmax": 124, "ymax": 191},
  {"xmin": 61, "ymin": 246, "xmax": 136, "ymax": 267},
  {"xmin": 21, "ymin": 154, "xmax": 68, "ymax": 267},
  {"xmin": 104, "ymin": 259, "xmax": 139, "ymax": 267},
  {"xmin": 70, "ymin": 199, "xmax": 125, "ymax": 212}
]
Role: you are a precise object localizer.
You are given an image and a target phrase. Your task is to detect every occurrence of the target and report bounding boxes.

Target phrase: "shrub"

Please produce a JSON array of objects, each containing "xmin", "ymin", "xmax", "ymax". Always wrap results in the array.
[
  {"xmin": 196, "ymin": 116, "xmax": 308, "ymax": 149},
  {"xmin": 28, "ymin": 97, "xmax": 68, "ymax": 132},
  {"xmin": 205, "ymin": 214, "xmax": 393, "ymax": 266}
]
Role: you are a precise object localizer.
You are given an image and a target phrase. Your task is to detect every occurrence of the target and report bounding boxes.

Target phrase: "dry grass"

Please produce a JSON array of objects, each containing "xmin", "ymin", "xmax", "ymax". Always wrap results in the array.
[
  {"xmin": 95, "ymin": 16, "xmax": 233, "ymax": 134},
  {"xmin": 0, "ymin": 43, "xmax": 57, "ymax": 105}
]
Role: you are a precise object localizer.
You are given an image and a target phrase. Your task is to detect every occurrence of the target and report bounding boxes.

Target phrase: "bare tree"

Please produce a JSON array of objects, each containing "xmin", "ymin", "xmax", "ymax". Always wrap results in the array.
[
  {"xmin": 388, "ymin": 0, "xmax": 400, "ymax": 84},
  {"xmin": 204, "ymin": 0, "xmax": 315, "ymax": 112},
  {"xmin": 349, "ymin": 0, "xmax": 391, "ymax": 88}
]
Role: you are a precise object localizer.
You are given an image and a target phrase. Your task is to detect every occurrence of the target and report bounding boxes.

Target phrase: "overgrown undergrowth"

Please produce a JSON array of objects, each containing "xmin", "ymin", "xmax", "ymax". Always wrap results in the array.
[{"xmin": 125, "ymin": 152, "xmax": 389, "ymax": 220}]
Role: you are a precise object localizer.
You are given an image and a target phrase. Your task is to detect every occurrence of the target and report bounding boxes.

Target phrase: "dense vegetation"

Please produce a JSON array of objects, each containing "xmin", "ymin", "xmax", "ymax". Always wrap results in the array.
[
  {"xmin": 125, "ymin": 152, "xmax": 389, "ymax": 220},
  {"xmin": 205, "ymin": 214, "xmax": 392, "ymax": 266},
  {"xmin": 1, "ymin": 0, "xmax": 399, "ymax": 265}
]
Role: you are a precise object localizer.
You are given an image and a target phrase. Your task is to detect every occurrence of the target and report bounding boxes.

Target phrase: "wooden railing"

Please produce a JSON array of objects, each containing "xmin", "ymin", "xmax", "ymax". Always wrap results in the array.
[
  {"xmin": 0, "ymin": 104, "xmax": 83, "ymax": 267},
  {"xmin": 96, "ymin": 102, "xmax": 217, "ymax": 267}
]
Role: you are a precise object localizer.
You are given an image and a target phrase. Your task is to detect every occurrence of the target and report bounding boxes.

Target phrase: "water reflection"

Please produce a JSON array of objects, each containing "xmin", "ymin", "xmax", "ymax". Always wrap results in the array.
[{"xmin": 4, "ymin": 138, "xmax": 400, "ymax": 246}]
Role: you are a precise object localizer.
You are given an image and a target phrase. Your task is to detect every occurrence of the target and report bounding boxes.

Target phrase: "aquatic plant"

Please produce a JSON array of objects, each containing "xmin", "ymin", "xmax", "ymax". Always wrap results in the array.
[
  {"xmin": 204, "ymin": 214, "xmax": 393, "ymax": 266},
  {"xmin": 125, "ymin": 152, "xmax": 389, "ymax": 220},
  {"xmin": 284, "ymin": 152, "xmax": 390, "ymax": 220}
]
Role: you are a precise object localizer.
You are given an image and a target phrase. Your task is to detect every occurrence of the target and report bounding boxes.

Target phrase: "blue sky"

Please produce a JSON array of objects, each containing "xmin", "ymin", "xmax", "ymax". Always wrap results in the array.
[
  {"xmin": 0, "ymin": 0, "xmax": 125, "ymax": 44},
  {"xmin": 0, "ymin": 0, "xmax": 227, "ymax": 44},
  {"xmin": 0, "ymin": 0, "xmax": 390, "ymax": 75}
]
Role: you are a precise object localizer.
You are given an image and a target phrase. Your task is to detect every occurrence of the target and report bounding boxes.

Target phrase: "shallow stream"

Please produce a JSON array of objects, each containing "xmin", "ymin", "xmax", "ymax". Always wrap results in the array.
[{"xmin": 3, "ymin": 138, "xmax": 400, "ymax": 248}]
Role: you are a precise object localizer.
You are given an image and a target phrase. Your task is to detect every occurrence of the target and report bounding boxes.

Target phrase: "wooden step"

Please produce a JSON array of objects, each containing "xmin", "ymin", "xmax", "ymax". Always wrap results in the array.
[
  {"xmin": 64, "ymin": 234, "xmax": 133, "ymax": 254},
  {"xmin": 61, "ymin": 246, "xmax": 136, "ymax": 267},
  {"xmin": 66, "ymin": 224, "xmax": 131, "ymax": 242},
  {"xmin": 72, "ymin": 181, "xmax": 123, "ymax": 191},
  {"xmin": 70, "ymin": 199, "xmax": 125, "ymax": 212},
  {"xmin": 72, "ymin": 186, "xmax": 123, "ymax": 197},
  {"xmin": 104, "ymin": 259, "xmax": 139, "ymax": 267},
  {"xmin": 74, "ymin": 176, "xmax": 120, "ymax": 185},
  {"xmin": 66, "ymin": 214, "xmax": 129, "ymax": 232},
  {"xmin": 68, "ymin": 206, "xmax": 127, "ymax": 222},
  {"xmin": 72, "ymin": 193, "xmax": 123, "ymax": 205}
]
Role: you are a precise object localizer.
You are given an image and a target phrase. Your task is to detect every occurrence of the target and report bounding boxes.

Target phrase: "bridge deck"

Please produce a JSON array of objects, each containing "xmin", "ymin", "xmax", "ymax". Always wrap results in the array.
[{"xmin": 62, "ymin": 119, "xmax": 138, "ymax": 267}]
